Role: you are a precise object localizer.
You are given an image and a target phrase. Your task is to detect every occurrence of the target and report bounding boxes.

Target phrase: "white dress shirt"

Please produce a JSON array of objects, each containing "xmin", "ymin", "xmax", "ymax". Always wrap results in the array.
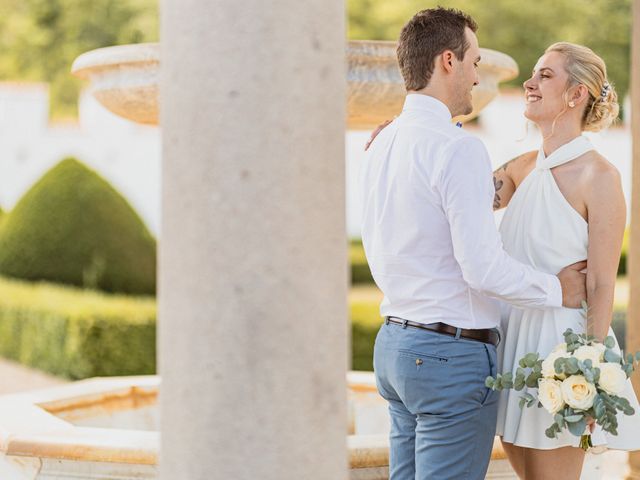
[{"xmin": 359, "ymin": 94, "xmax": 562, "ymax": 329}]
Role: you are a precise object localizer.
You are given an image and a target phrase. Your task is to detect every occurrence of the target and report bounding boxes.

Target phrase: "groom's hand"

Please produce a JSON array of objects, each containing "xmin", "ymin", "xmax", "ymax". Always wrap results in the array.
[
  {"xmin": 364, "ymin": 119, "xmax": 393, "ymax": 151},
  {"xmin": 557, "ymin": 260, "xmax": 587, "ymax": 308}
]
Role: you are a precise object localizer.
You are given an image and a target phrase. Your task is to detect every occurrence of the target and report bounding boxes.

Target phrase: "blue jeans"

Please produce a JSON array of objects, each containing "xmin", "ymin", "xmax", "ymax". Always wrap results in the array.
[{"xmin": 373, "ymin": 321, "xmax": 498, "ymax": 480}]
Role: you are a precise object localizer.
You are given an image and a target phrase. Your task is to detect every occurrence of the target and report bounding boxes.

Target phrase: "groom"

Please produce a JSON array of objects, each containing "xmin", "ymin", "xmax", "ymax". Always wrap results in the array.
[{"xmin": 360, "ymin": 7, "xmax": 587, "ymax": 480}]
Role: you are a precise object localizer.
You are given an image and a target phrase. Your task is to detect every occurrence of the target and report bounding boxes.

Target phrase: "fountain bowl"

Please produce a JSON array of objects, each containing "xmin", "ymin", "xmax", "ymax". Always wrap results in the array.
[{"xmin": 72, "ymin": 41, "xmax": 518, "ymax": 129}]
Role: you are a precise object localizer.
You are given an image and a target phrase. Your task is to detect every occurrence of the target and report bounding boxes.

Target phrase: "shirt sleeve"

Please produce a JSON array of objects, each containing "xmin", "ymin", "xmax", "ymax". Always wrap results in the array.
[{"xmin": 438, "ymin": 136, "xmax": 562, "ymax": 308}]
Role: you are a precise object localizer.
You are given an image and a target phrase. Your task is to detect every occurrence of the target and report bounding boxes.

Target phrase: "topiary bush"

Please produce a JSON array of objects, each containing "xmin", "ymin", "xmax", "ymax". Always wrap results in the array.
[{"xmin": 0, "ymin": 158, "xmax": 156, "ymax": 295}]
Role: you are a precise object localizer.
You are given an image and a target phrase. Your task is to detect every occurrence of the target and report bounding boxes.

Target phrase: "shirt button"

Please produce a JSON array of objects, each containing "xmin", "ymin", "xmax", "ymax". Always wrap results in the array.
[{"xmin": 416, "ymin": 359, "xmax": 423, "ymax": 366}]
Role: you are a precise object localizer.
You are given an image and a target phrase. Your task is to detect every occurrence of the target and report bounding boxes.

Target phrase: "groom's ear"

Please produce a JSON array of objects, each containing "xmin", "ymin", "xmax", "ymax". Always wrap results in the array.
[{"xmin": 440, "ymin": 50, "xmax": 455, "ymax": 74}]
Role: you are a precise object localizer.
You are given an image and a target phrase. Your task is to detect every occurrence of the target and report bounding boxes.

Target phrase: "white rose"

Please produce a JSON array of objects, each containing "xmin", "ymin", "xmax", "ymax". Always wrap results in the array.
[
  {"xmin": 594, "ymin": 342, "xmax": 607, "ymax": 360},
  {"xmin": 552, "ymin": 343, "xmax": 568, "ymax": 353},
  {"xmin": 542, "ymin": 350, "xmax": 570, "ymax": 379},
  {"xmin": 598, "ymin": 363, "xmax": 627, "ymax": 395},
  {"xmin": 561, "ymin": 375, "xmax": 597, "ymax": 410},
  {"xmin": 573, "ymin": 345, "xmax": 602, "ymax": 367},
  {"xmin": 538, "ymin": 378, "xmax": 565, "ymax": 414}
]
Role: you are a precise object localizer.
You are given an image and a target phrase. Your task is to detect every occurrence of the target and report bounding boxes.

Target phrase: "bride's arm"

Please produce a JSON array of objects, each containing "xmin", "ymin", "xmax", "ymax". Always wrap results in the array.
[
  {"xmin": 492, "ymin": 152, "xmax": 533, "ymax": 210},
  {"xmin": 584, "ymin": 159, "xmax": 626, "ymax": 341}
]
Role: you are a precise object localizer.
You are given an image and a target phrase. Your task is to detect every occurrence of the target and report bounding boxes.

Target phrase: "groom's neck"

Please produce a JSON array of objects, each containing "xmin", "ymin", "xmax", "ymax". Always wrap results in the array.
[{"xmin": 408, "ymin": 87, "xmax": 455, "ymax": 116}]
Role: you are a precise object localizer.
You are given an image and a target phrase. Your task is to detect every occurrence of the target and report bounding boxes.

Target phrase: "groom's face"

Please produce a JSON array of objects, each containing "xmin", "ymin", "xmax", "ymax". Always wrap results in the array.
[{"xmin": 451, "ymin": 28, "xmax": 480, "ymax": 116}]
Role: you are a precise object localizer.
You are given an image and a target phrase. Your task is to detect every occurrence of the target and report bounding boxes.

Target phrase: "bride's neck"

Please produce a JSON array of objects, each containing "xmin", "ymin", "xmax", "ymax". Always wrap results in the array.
[{"xmin": 538, "ymin": 120, "xmax": 583, "ymax": 157}]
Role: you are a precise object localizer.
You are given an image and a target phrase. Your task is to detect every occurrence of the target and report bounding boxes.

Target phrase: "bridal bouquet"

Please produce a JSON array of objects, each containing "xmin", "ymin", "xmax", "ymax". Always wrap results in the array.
[{"xmin": 486, "ymin": 317, "xmax": 640, "ymax": 450}]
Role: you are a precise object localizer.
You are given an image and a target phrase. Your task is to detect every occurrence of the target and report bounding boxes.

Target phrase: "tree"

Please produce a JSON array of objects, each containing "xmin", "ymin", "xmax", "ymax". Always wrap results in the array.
[{"xmin": 0, "ymin": 0, "xmax": 158, "ymax": 118}]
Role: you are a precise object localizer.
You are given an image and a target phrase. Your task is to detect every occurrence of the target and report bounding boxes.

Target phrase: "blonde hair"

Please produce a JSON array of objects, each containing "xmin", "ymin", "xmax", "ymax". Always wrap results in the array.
[{"xmin": 545, "ymin": 42, "xmax": 618, "ymax": 132}]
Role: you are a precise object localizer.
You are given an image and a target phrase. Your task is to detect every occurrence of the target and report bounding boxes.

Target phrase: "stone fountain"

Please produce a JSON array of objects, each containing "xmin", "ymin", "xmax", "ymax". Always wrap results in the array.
[
  {"xmin": 70, "ymin": 41, "xmax": 519, "ymax": 129},
  {"xmin": 0, "ymin": 41, "xmax": 566, "ymax": 480}
]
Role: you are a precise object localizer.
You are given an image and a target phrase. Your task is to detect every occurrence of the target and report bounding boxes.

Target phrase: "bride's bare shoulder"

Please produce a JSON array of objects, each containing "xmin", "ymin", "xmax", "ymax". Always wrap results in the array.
[
  {"xmin": 582, "ymin": 151, "xmax": 621, "ymax": 180},
  {"xmin": 580, "ymin": 150, "xmax": 623, "ymax": 194}
]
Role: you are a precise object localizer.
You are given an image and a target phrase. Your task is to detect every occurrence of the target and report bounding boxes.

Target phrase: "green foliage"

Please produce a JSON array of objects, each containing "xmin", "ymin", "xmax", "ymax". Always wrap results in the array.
[
  {"xmin": 0, "ymin": 0, "xmax": 158, "ymax": 118},
  {"xmin": 0, "ymin": 275, "xmax": 155, "ymax": 379},
  {"xmin": 348, "ymin": 0, "xmax": 632, "ymax": 99},
  {"xmin": 351, "ymin": 300, "xmax": 383, "ymax": 370},
  {"xmin": 618, "ymin": 228, "xmax": 629, "ymax": 275},
  {"xmin": 350, "ymin": 239, "xmax": 374, "ymax": 284},
  {"xmin": 0, "ymin": 157, "xmax": 156, "ymax": 294}
]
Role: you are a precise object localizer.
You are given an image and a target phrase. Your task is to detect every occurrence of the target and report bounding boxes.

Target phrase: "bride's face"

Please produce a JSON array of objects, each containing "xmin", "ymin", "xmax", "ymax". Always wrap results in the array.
[{"xmin": 522, "ymin": 51, "xmax": 573, "ymax": 123}]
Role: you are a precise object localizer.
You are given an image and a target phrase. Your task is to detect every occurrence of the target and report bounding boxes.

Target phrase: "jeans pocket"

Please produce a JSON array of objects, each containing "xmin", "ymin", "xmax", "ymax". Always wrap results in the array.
[
  {"xmin": 480, "ymin": 344, "xmax": 497, "ymax": 406},
  {"xmin": 398, "ymin": 349, "xmax": 449, "ymax": 365}
]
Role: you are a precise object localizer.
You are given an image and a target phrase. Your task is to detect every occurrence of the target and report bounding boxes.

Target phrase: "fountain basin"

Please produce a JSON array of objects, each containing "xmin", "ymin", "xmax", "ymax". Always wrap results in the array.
[
  {"xmin": 71, "ymin": 41, "xmax": 518, "ymax": 129},
  {"xmin": 0, "ymin": 372, "xmax": 535, "ymax": 480}
]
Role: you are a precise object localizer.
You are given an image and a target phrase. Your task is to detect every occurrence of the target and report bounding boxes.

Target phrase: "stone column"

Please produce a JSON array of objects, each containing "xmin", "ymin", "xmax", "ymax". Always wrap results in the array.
[
  {"xmin": 628, "ymin": 1, "xmax": 640, "ymax": 479},
  {"xmin": 158, "ymin": 1, "xmax": 348, "ymax": 479}
]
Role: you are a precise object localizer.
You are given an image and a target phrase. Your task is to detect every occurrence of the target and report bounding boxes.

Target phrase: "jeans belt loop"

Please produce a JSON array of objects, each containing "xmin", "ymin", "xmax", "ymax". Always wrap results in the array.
[
  {"xmin": 454, "ymin": 327, "xmax": 462, "ymax": 340},
  {"xmin": 402, "ymin": 319, "xmax": 408, "ymax": 329}
]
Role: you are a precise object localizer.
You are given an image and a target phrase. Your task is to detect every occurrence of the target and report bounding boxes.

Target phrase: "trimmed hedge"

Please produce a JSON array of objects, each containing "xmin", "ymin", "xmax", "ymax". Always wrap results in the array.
[
  {"xmin": 350, "ymin": 239, "xmax": 374, "ymax": 285},
  {"xmin": 0, "ymin": 276, "xmax": 156, "ymax": 379},
  {"xmin": 0, "ymin": 158, "xmax": 156, "ymax": 295},
  {"xmin": 618, "ymin": 229, "xmax": 629, "ymax": 276},
  {"xmin": 351, "ymin": 301, "xmax": 383, "ymax": 371}
]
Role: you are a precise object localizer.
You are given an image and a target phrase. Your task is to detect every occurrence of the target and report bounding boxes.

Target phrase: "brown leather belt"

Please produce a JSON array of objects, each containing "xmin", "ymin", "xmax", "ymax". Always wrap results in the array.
[{"xmin": 386, "ymin": 317, "xmax": 500, "ymax": 347}]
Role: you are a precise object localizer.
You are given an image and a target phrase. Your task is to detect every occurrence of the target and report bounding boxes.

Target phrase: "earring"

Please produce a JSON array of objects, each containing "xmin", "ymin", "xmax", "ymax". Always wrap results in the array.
[{"xmin": 569, "ymin": 101, "xmax": 575, "ymax": 108}]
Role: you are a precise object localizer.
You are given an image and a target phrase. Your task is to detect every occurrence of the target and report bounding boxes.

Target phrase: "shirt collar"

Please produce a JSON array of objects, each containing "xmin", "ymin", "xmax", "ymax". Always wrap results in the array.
[{"xmin": 402, "ymin": 94, "xmax": 452, "ymax": 122}]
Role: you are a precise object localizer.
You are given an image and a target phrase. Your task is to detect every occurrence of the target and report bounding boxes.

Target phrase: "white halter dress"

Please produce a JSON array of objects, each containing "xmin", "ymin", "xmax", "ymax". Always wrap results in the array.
[{"xmin": 495, "ymin": 135, "xmax": 640, "ymax": 450}]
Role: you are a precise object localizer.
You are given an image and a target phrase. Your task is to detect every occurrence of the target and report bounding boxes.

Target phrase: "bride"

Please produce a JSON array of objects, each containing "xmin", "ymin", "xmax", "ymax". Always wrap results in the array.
[{"xmin": 491, "ymin": 42, "xmax": 640, "ymax": 479}]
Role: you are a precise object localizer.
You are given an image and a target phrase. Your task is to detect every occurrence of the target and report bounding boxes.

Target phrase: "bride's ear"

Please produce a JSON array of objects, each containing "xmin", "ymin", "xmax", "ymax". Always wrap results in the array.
[{"xmin": 570, "ymin": 84, "xmax": 590, "ymax": 106}]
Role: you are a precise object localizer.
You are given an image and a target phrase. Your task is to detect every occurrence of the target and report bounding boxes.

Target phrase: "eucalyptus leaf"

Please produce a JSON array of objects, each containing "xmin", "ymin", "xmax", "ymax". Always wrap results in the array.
[
  {"xmin": 524, "ymin": 353, "xmax": 539, "ymax": 368},
  {"xmin": 554, "ymin": 413, "xmax": 565, "ymax": 428},
  {"xmin": 567, "ymin": 417, "xmax": 587, "ymax": 436},
  {"xmin": 604, "ymin": 336, "xmax": 615, "ymax": 349},
  {"xmin": 566, "ymin": 357, "xmax": 580, "ymax": 374},
  {"xmin": 565, "ymin": 414, "xmax": 583, "ymax": 423},
  {"xmin": 604, "ymin": 349, "xmax": 622, "ymax": 363},
  {"xmin": 584, "ymin": 369, "xmax": 595, "ymax": 384}
]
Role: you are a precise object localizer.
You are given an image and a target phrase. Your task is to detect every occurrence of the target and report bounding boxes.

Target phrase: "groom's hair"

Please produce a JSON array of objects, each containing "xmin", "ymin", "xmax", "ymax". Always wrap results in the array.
[{"xmin": 397, "ymin": 7, "xmax": 478, "ymax": 91}]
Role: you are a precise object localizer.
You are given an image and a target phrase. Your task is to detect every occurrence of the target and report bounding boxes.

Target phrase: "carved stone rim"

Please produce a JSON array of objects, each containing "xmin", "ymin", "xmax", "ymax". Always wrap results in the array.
[{"xmin": 71, "ymin": 43, "xmax": 160, "ymax": 79}]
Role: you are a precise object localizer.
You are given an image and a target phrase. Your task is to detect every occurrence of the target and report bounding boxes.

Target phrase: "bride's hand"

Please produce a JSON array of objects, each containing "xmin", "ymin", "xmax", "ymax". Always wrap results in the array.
[
  {"xmin": 364, "ymin": 119, "xmax": 393, "ymax": 151},
  {"xmin": 586, "ymin": 416, "xmax": 596, "ymax": 434}
]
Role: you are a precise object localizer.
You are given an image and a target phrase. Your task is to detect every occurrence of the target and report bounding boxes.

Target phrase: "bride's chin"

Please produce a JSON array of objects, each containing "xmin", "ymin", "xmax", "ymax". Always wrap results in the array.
[{"xmin": 523, "ymin": 109, "xmax": 538, "ymax": 122}]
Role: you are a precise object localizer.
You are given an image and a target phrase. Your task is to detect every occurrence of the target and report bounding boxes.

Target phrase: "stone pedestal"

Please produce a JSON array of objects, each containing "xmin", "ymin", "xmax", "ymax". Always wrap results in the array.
[{"xmin": 158, "ymin": 1, "xmax": 348, "ymax": 479}]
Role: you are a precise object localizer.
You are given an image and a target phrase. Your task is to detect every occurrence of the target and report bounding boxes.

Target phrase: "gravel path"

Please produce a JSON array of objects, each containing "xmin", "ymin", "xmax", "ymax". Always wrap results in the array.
[{"xmin": 0, "ymin": 357, "xmax": 67, "ymax": 394}]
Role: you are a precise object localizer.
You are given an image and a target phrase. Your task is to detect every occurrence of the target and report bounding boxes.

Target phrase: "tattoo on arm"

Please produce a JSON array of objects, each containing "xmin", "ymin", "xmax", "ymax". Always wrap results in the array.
[{"xmin": 493, "ymin": 176, "xmax": 503, "ymax": 209}]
